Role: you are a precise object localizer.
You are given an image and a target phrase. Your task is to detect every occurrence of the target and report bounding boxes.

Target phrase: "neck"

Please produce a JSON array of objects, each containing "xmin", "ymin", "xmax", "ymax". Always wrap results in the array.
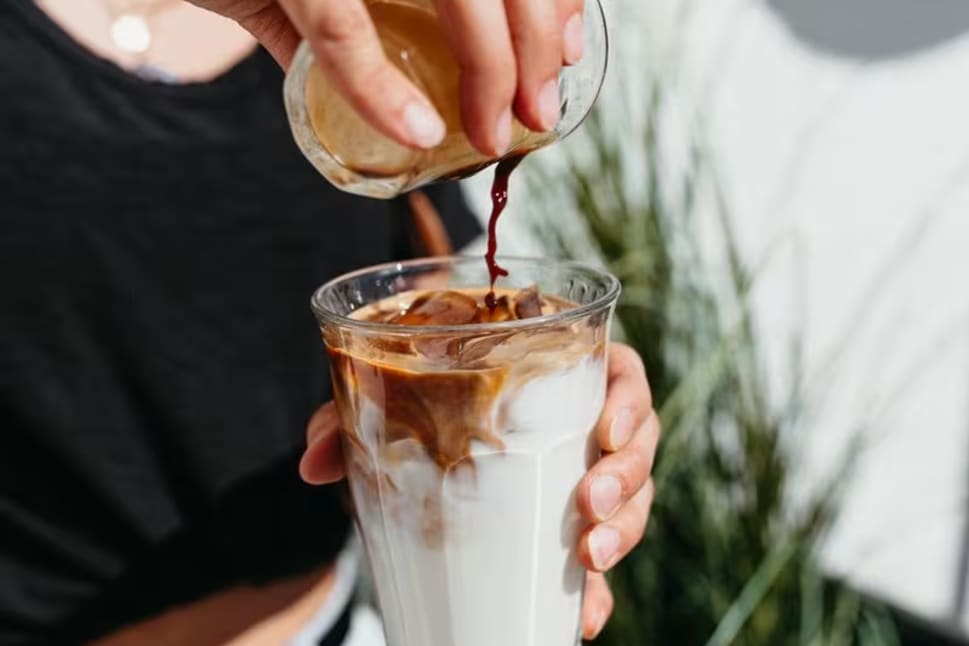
[{"xmin": 35, "ymin": 0, "xmax": 259, "ymax": 82}]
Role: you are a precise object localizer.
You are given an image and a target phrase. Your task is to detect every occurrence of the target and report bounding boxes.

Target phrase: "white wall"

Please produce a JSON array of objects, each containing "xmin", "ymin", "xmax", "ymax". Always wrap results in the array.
[
  {"xmin": 464, "ymin": 0, "xmax": 969, "ymax": 633},
  {"xmin": 684, "ymin": 0, "xmax": 969, "ymax": 630}
]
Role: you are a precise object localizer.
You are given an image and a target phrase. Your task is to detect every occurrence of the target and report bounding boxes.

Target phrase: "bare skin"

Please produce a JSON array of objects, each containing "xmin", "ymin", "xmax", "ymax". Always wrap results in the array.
[
  {"xmin": 190, "ymin": 0, "xmax": 587, "ymax": 156},
  {"xmin": 35, "ymin": 0, "xmax": 258, "ymax": 80},
  {"xmin": 303, "ymin": 343, "xmax": 658, "ymax": 641}
]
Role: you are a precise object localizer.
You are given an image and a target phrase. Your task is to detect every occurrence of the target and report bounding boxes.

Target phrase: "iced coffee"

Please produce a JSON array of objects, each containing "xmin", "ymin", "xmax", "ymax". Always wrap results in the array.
[{"xmin": 313, "ymin": 258, "xmax": 619, "ymax": 646}]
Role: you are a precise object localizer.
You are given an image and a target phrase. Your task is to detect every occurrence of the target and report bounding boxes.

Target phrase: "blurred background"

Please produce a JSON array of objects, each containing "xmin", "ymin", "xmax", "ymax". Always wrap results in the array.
[{"xmin": 462, "ymin": 0, "xmax": 969, "ymax": 643}]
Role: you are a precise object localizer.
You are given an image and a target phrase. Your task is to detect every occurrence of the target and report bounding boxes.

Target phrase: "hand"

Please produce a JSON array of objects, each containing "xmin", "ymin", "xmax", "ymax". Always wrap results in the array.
[
  {"xmin": 300, "ymin": 400, "xmax": 346, "ymax": 485},
  {"xmin": 574, "ymin": 343, "xmax": 658, "ymax": 639},
  {"xmin": 299, "ymin": 343, "xmax": 658, "ymax": 641},
  {"xmin": 189, "ymin": 0, "xmax": 586, "ymax": 155}
]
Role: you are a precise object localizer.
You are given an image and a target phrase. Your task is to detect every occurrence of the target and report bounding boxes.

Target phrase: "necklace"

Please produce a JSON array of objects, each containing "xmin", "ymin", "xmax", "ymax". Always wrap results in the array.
[{"xmin": 100, "ymin": 0, "xmax": 181, "ymax": 59}]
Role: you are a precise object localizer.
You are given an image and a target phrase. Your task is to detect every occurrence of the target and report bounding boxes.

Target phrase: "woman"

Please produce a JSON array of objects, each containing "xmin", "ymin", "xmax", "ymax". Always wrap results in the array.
[{"xmin": 0, "ymin": 1, "xmax": 659, "ymax": 644}]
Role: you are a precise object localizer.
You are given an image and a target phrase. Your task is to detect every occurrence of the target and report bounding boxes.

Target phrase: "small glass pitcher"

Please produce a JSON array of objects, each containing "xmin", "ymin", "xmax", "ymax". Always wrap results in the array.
[{"xmin": 283, "ymin": 0, "xmax": 608, "ymax": 199}]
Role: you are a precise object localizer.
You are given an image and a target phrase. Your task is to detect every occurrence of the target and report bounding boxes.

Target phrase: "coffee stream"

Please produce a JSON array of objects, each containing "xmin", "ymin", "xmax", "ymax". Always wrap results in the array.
[{"xmin": 484, "ymin": 154, "xmax": 527, "ymax": 310}]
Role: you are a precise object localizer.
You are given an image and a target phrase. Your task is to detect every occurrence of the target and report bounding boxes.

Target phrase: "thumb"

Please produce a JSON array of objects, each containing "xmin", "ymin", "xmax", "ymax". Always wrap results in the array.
[{"xmin": 300, "ymin": 402, "xmax": 347, "ymax": 484}]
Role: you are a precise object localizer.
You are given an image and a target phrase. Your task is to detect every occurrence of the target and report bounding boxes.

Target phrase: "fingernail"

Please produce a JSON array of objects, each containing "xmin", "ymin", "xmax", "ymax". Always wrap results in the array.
[
  {"xmin": 590, "ymin": 475, "xmax": 622, "ymax": 521},
  {"xmin": 494, "ymin": 107, "xmax": 513, "ymax": 154},
  {"xmin": 563, "ymin": 13, "xmax": 585, "ymax": 64},
  {"xmin": 609, "ymin": 408, "xmax": 634, "ymax": 449},
  {"xmin": 538, "ymin": 79, "xmax": 560, "ymax": 131},
  {"xmin": 403, "ymin": 101, "xmax": 446, "ymax": 148},
  {"xmin": 589, "ymin": 525, "xmax": 621, "ymax": 570}
]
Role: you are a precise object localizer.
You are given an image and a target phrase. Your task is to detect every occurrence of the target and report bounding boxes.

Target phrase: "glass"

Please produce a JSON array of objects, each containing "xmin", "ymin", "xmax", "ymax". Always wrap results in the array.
[
  {"xmin": 312, "ymin": 257, "xmax": 620, "ymax": 646},
  {"xmin": 284, "ymin": 0, "xmax": 609, "ymax": 199}
]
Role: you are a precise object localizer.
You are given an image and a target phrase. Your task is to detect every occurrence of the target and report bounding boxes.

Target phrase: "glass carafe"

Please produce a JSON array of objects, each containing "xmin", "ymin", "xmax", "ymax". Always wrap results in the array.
[{"xmin": 283, "ymin": 0, "xmax": 608, "ymax": 199}]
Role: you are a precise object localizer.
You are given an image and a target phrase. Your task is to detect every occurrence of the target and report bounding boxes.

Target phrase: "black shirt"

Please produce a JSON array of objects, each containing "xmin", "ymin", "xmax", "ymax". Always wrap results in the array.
[{"xmin": 0, "ymin": 2, "xmax": 481, "ymax": 643}]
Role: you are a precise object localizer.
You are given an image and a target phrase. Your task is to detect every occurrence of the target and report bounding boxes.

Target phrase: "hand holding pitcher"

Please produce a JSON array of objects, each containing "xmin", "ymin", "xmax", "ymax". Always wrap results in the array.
[
  {"xmin": 189, "ymin": 0, "xmax": 607, "ymax": 197},
  {"xmin": 192, "ymin": 0, "xmax": 593, "ymax": 148}
]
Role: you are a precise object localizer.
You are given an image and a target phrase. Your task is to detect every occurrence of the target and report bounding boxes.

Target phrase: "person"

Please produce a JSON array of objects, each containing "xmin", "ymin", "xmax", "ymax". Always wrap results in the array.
[{"xmin": 0, "ymin": 1, "xmax": 660, "ymax": 644}]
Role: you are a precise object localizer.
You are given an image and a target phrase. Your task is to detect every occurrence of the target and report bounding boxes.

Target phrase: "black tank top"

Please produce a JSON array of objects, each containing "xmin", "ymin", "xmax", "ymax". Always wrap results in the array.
[{"xmin": 0, "ymin": 2, "xmax": 481, "ymax": 643}]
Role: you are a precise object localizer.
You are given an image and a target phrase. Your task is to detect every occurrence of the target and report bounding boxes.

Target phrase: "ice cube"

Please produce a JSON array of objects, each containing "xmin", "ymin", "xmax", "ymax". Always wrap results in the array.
[
  {"xmin": 474, "ymin": 295, "xmax": 515, "ymax": 323},
  {"xmin": 452, "ymin": 333, "xmax": 514, "ymax": 367},
  {"xmin": 392, "ymin": 290, "xmax": 479, "ymax": 326},
  {"xmin": 412, "ymin": 335, "xmax": 457, "ymax": 361},
  {"xmin": 513, "ymin": 286, "xmax": 544, "ymax": 319}
]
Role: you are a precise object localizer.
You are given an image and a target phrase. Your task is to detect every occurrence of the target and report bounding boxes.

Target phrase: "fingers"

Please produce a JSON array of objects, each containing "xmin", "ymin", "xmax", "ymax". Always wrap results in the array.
[
  {"xmin": 234, "ymin": 0, "xmax": 587, "ymax": 151},
  {"xmin": 434, "ymin": 0, "xmax": 518, "ymax": 155},
  {"xmin": 504, "ymin": 0, "xmax": 563, "ymax": 132},
  {"xmin": 238, "ymin": 0, "xmax": 586, "ymax": 151},
  {"xmin": 576, "ymin": 344, "xmax": 656, "ymax": 572},
  {"xmin": 299, "ymin": 402, "xmax": 346, "ymax": 485},
  {"xmin": 577, "ymin": 413, "xmax": 660, "ymax": 523},
  {"xmin": 234, "ymin": 3, "xmax": 302, "ymax": 69},
  {"xmin": 597, "ymin": 344, "xmax": 652, "ymax": 452},
  {"xmin": 557, "ymin": 0, "xmax": 586, "ymax": 65},
  {"xmin": 279, "ymin": 0, "xmax": 446, "ymax": 149},
  {"xmin": 578, "ymin": 479, "xmax": 655, "ymax": 572},
  {"xmin": 581, "ymin": 572, "xmax": 613, "ymax": 640}
]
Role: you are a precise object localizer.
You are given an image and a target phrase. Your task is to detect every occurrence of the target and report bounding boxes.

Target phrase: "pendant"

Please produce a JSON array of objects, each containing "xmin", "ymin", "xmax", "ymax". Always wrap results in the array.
[{"xmin": 111, "ymin": 13, "xmax": 152, "ymax": 56}]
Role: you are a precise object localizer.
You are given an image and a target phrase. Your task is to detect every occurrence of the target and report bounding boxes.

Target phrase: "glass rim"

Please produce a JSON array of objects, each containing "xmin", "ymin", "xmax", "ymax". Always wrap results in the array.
[
  {"xmin": 559, "ymin": 0, "xmax": 609, "ymax": 140},
  {"xmin": 311, "ymin": 255, "xmax": 621, "ymax": 336}
]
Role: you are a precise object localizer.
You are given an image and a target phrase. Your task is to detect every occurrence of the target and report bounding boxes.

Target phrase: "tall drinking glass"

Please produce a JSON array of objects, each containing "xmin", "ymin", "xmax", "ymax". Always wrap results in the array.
[{"xmin": 311, "ymin": 257, "xmax": 620, "ymax": 646}]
